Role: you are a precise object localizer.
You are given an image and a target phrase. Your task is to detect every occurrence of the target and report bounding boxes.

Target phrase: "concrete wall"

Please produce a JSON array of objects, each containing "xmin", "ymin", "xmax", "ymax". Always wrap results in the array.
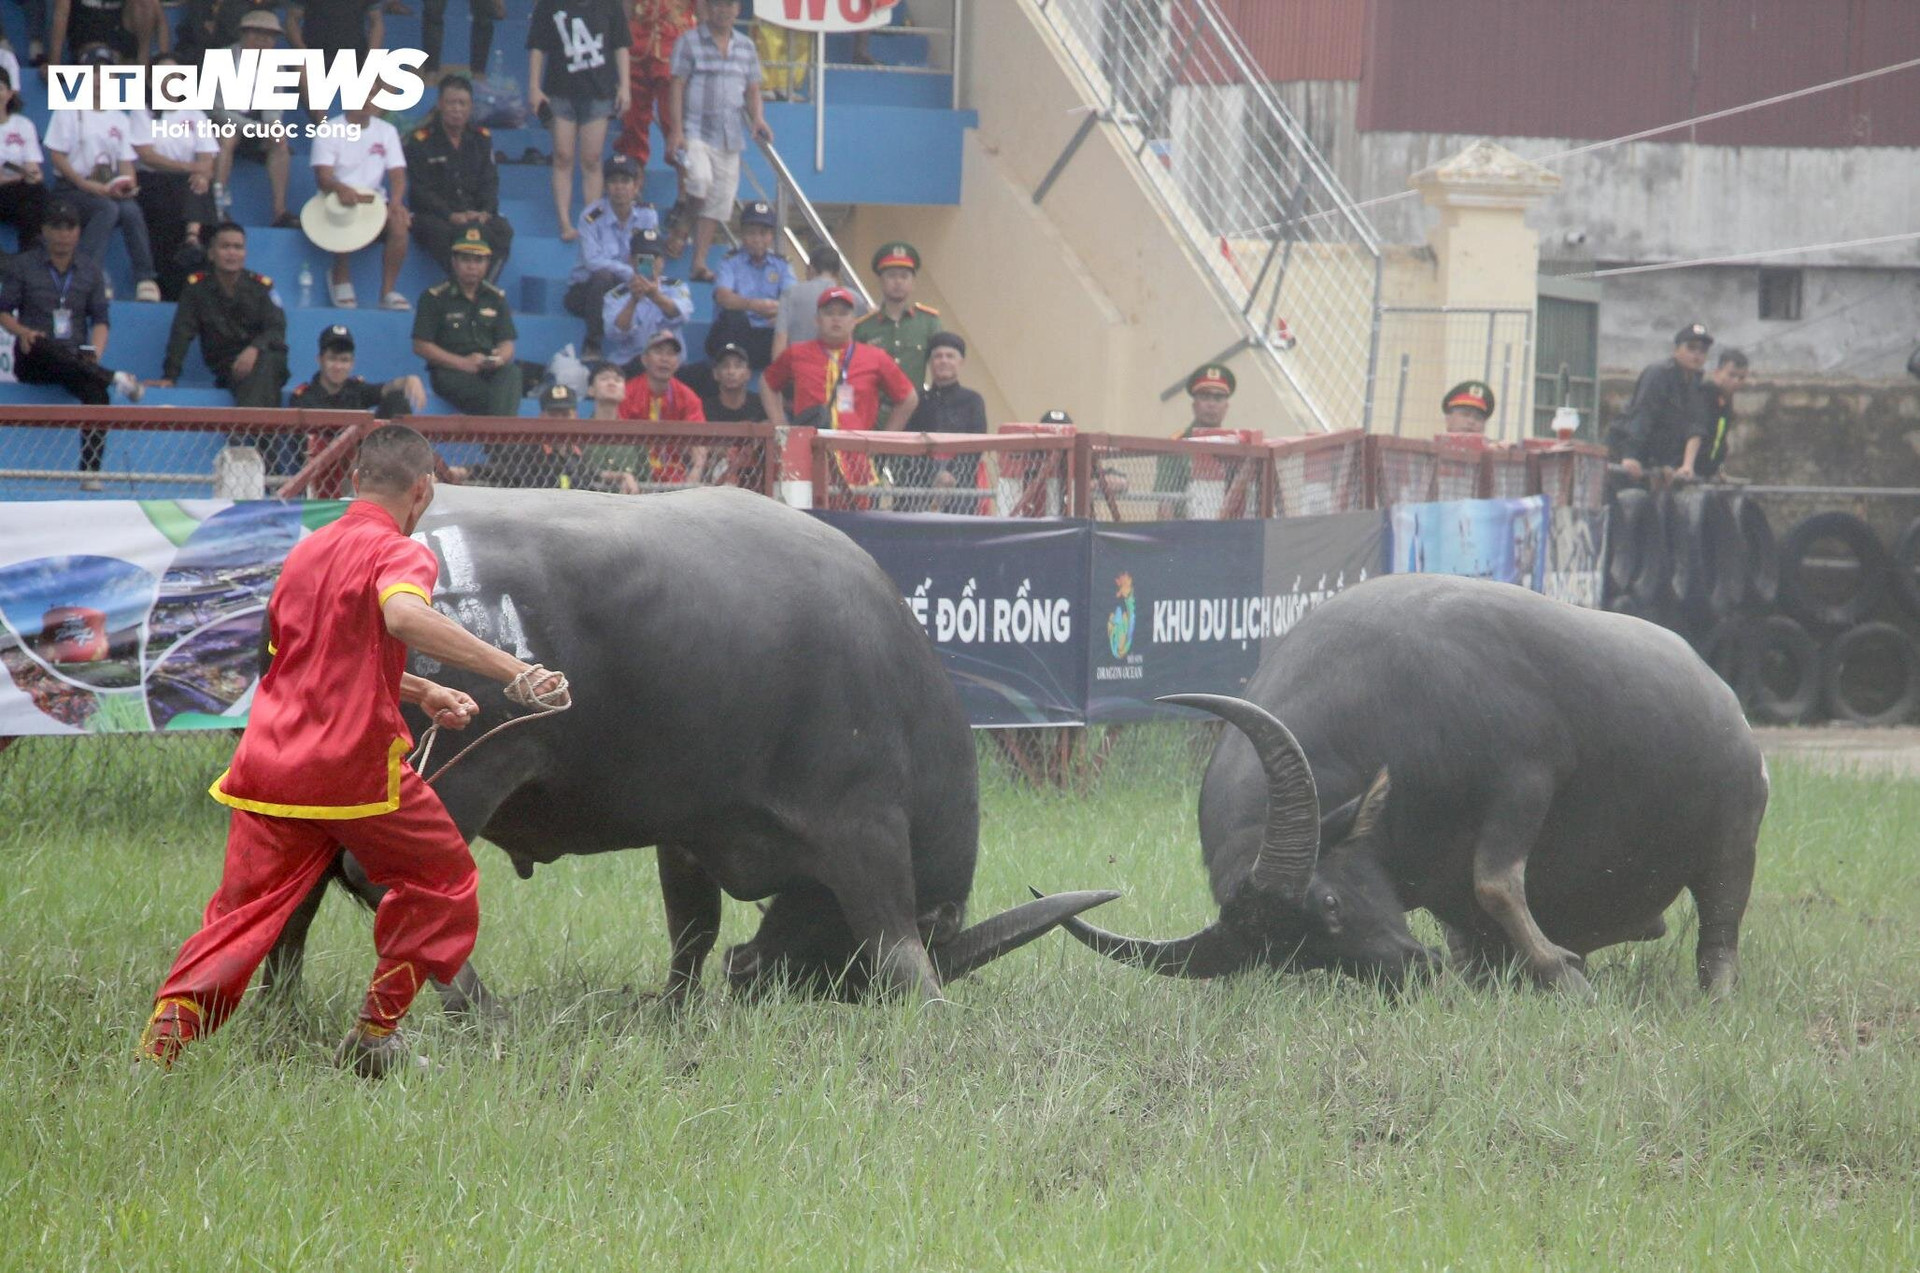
[
  {"xmin": 843, "ymin": 0, "xmax": 1321, "ymax": 440},
  {"xmin": 1266, "ymin": 80, "xmax": 1920, "ymax": 379}
]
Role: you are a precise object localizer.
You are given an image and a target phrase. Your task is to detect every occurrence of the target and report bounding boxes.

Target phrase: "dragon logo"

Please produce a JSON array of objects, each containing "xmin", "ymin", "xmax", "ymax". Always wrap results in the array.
[{"xmin": 1107, "ymin": 572, "xmax": 1135, "ymax": 659}]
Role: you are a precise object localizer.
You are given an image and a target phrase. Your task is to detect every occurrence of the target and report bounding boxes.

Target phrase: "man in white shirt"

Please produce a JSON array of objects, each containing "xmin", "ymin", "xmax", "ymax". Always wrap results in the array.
[
  {"xmin": 43, "ymin": 46, "xmax": 159, "ymax": 300},
  {"xmin": 132, "ymin": 60, "xmax": 220, "ymax": 301},
  {"xmin": 310, "ymin": 100, "xmax": 412, "ymax": 310}
]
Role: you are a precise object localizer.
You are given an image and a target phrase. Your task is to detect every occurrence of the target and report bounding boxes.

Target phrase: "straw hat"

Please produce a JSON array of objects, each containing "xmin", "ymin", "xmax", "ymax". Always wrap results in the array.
[{"xmin": 299, "ymin": 187, "xmax": 387, "ymax": 253}]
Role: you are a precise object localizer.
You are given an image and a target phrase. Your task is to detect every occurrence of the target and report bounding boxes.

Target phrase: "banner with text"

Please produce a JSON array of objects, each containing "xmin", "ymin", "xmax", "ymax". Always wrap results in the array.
[
  {"xmin": 1086, "ymin": 512, "xmax": 1386, "ymax": 722},
  {"xmin": 810, "ymin": 511, "xmax": 1089, "ymax": 727}
]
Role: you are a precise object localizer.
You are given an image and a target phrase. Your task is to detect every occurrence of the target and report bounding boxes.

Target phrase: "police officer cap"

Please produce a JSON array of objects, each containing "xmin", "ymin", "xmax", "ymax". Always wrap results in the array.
[
  {"xmin": 541, "ymin": 382, "xmax": 578, "ymax": 410},
  {"xmin": 872, "ymin": 241, "xmax": 920, "ymax": 274},
  {"xmin": 451, "ymin": 226, "xmax": 492, "ymax": 256},
  {"xmin": 1187, "ymin": 364, "xmax": 1236, "ymax": 396},
  {"xmin": 1442, "ymin": 380, "xmax": 1494, "ymax": 417},
  {"xmin": 740, "ymin": 201, "xmax": 778, "ymax": 229},
  {"xmin": 604, "ymin": 156, "xmax": 640, "ymax": 183},
  {"xmin": 927, "ymin": 330, "xmax": 966, "ymax": 358},
  {"xmin": 630, "ymin": 227, "xmax": 663, "ymax": 257},
  {"xmin": 319, "ymin": 324, "xmax": 354, "ymax": 353},
  {"xmin": 1039, "ymin": 408, "xmax": 1073, "ymax": 425},
  {"xmin": 1674, "ymin": 322, "xmax": 1714, "ymax": 348}
]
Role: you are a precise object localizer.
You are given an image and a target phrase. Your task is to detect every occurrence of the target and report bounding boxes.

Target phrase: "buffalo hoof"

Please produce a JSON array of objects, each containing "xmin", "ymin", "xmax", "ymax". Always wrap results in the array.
[{"xmin": 1540, "ymin": 956, "xmax": 1595, "ymax": 999}]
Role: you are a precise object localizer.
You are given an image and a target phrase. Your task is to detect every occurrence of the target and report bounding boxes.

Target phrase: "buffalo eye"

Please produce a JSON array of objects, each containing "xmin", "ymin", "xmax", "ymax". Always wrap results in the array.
[{"xmin": 1318, "ymin": 892, "xmax": 1343, "ymax": 934}]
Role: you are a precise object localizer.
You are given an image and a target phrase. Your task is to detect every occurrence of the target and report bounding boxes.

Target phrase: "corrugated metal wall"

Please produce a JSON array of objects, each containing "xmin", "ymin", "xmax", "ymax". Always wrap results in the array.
[
  {"xmin": 1342, "ymin": 0, "xmax": 1920, "ymax": 147},
  {"xmin": 1214, "ymin": 0, "xmax": 1367, "ymax": 82}
]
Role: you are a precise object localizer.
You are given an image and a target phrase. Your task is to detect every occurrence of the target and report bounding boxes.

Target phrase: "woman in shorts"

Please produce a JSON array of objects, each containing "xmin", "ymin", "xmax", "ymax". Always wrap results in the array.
[{"xmin": 527, "ymin": 0, "xmax": 631, "ymax": 242}]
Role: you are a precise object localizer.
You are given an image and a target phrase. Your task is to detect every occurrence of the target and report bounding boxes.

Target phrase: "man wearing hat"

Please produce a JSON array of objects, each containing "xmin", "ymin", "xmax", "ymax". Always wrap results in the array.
[
  {"xmin": 412, "ymin": 227, "xmax": 520, "ymax": 416},
  {"xmin": 1611, "ymin": 323, "xmax": 1713, "ymax": 481},
  {"xmin": 709, "ymin": 200, "xmax": 794, "ymax": 371},
  {"xmin": 290, "ymin": 324, "xmax": 428, "ymax": 418},
  {"xmin": 1155, "ymin": 363, "xmax": 1237, "ymax": 500},
  {"xmin": 904, "ymin": 330, "xmax": 987, "ymax": 508},
  {"xmin": 563, "ymin": 155, "xmax": 659, "ymax": 358},
  {"xmin": 1440, "ymin": 380, "xmax": 1495, "ymax": 435},
  {"xmin": 855, "ymin": 241, "xmax": 940, "ymax": 392},
  {"xmin": 153, "ymin": 222, "xmax": 289, "ymax": 412},
  {"xmin": 405, "ymin": 75, "xmax": 512, "ymax": 278},
  {"xmin": 618, "ymin": 327, "xmax": 704, "ymax": 423},
  {"xmin": 209, "ymin": 11, "xmax": 298, "ymax": 233},
  {"xmin": 773, "ymin": 246, "xmax": 866, "ymax": 358},
  {"xmin": 763, "ymin": 287, "xmax": 917, "ymax": 489},
  {"xmin": 308, "ymin": 94, "xmax": 411, "ymax": 310},
  {"xmin": 701, "ymin": 341, "xmax": 764, "ymax": 424},
  {"xmin": 602, "ymin": 227, "xmax": 692, "ymax": 373}
]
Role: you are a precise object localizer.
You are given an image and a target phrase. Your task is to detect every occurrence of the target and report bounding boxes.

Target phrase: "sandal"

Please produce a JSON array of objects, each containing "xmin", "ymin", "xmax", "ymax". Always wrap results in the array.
[
  {"xmin": 382, "ymin": 291, "xmax": 412, "ymax": 311},
  {"xmin": 331, "ymin": 280, "xmax": 357, "ymax": 308}
]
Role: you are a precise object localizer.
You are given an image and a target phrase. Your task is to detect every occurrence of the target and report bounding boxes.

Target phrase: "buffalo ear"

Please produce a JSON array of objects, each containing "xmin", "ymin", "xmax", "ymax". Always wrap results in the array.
[{"xmin": 1347, "ymin": 768, "xmax": 1391, "ymax": 842}]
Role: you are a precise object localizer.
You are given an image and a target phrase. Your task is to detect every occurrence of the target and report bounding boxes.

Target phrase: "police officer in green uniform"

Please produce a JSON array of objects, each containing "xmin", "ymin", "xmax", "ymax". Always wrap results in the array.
[
  {"xmin": 1441, "ymin": 380, "xmax": 1495, "ymax": 434},
  {"xmin": 1155, "ymin": 362, "xmax": 1236, "ymax": 501},
  {"xmin": 411, "ymin": 226, "xmax": 521, "ymax": 416},
  {"xmin": 154, "ymin": 222, "xmax": 289, "ymax": 409},
  {"xmin": 855, "ymin": 241, "xmax": 941, "ymax": 392}
]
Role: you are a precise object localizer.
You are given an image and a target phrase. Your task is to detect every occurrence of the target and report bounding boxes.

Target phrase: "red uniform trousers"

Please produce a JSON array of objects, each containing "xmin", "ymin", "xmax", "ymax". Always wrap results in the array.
[
  {"xmin": 617, "ymin": 52, "xmax": 676, "ymax": 166},
  {"xmin": 143, "ymin": 767, "xmax": 478, "ymax": 1056}
]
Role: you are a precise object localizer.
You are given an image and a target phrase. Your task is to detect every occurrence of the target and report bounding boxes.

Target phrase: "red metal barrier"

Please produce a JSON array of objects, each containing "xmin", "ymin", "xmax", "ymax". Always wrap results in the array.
[
  {"xmin": 1433, "ymin": 433, "xmax": 1488, "ymax": 502},
  {"xmin": 1534, "ymin": 441, "xmax": 1611, "ymax": 510},
  {"xmin": 1366, "ymin": 435, "xmax": 1439, "ymax": 509},
  {"xmin": 811, "ymin": 430, "xmax": 1076, "ymax": 515},
  {"xmin": 1270, "ymin": 429, "xmax": 1367, "ymax": 516},
  {"xmin": 1076, "ymin": 430, "xmax": 1274, "ymax": 521},
  {"xmin": 1482, "ymin": 442, "xmax": 1535, "ymax": 501}
]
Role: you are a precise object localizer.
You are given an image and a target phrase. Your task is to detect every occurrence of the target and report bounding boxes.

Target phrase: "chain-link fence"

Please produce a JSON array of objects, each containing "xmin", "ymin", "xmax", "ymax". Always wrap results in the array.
[
  {"xmin": 1271, "ymin": 430, "xmax": 1366, "ymax": 516},
  {"xmin": 1537, "ymin": 443, "xmax": 1610, "ymax": 511},
  {"xmin": 1081, "ymin": 432, "xmax": 1271, "ymax": 521},
  {"xmin": 1033, "ymin": 0, "xmax": 1382, "ymax": 433},
  {"xmin": 1375, "ymin": 307, "xmax": 1535, "ymax": 441},
  {"xmin": 0, "ymin": 406, "xmax": 375, "ymax": 499},
  {"xmin": 410, "ymin": 419, "xmax": 779, "ymax": 496},
  {"xmin": 812, "ymin": 432, "xmax": 1079, "ymax": 515}
]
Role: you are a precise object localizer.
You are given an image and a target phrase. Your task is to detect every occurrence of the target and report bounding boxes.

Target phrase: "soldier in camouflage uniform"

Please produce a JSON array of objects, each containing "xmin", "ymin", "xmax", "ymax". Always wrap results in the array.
[
  {"xmin": 411, "ymin": 227, "xmax": 521, "ymax": 417},
  {"xmin": 154, "ymin": 222, "xmax": 289, "ymax": 408}
]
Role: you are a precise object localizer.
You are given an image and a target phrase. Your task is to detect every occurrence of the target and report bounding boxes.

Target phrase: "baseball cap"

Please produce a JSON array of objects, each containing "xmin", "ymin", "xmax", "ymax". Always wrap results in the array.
[
  {"xmin": 740, "ymin": 201, "xmax": 777, "ymax": 229},
  {"xmin": 1038, "ymin": 409, "xmax": 1073, "ymax": 425},
  {"xmin": 714, "ymin": 341, "xmax": 751, "ymax": 364},
  {"xmin": 540, "ymin": 382, "xmax": 578, "ymax": 412},
  {"xmin": 319, "ymin": 324, "xmax": 354, "ymax": 353},
  {"xmin": 646, "ymin": 328, "xmax": 684, "ymax": 352},
  {"xmin": 605, "ymin": 156, "xmax": 640, "ymax": 182},
  {"xmin": 238, "ymin": 9, "xmax": 283, "ymax": 34},
  {"xmin": 817, "ymin": 286, "xmax": 858, "ymax": 310},
  {"xmin": 630, "ymin": 227, "xmax": 663, "ymax": 258},
  {"xmin": 1674, "ymin": 323, "xmax": 1714, "ymax": 348}
]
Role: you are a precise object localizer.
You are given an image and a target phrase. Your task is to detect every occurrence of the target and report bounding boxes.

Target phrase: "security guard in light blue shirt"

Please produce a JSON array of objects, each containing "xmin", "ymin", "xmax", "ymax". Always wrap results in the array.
[
  {"xmin": 564, "ymin": 156, "xmax": 662, "ymax": 353},
  {"xmin": 601, "ymin": 227, "xmax": 695, "ymax": 371},
  {"xmin": 708, "ymin": 200, "xmax": 795, "ymax": 369}
]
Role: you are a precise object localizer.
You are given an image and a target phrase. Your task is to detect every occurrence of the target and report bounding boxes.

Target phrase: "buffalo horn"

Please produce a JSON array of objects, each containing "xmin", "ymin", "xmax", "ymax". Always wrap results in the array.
[
  {"xmin": 1032, "ymin": 888, "xmax": 1256, "ymax": 979},
  {"xmin": 1157, "ymin": 693, "xmax": 1321, "ymax": 904},
  {"xmin": 928, "ymin": 890, "xmax": 1121, "ymax": 984}
]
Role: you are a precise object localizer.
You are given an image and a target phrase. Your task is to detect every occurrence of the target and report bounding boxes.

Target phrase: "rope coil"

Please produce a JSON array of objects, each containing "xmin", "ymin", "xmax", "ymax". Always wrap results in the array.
[{"xmin": 411, "ymin": 665, "xmax": 572, "ymax": 786}]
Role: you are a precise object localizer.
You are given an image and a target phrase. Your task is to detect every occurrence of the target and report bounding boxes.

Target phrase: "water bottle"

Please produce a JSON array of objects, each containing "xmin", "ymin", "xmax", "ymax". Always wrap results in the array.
[
  {"xmin": 298, "ymin": 263, "xmax": 313, "ymax": 309},
  {"xmin": 488, "ymin": 46, "xmax": 505, "ymax": 83}
]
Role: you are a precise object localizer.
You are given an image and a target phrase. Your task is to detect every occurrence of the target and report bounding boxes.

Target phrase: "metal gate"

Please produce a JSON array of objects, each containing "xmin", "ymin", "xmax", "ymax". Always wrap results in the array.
[{"xmin": 1535, "ymin": 275, "xmax": 1601, "ymax": 441}]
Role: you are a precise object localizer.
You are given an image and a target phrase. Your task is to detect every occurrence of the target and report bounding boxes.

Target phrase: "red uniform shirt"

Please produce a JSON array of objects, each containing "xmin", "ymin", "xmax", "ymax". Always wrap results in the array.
[
  {"xmin": 618, "ymin": 374, "xmax": 706, "ymax": 424},
  {"xmin": 212, "ymin": 501, "xmax": 440, "ymax": 819},
  {"xmin": 763, "ymin": 338, "xmax": 913, "ymax": 435}
]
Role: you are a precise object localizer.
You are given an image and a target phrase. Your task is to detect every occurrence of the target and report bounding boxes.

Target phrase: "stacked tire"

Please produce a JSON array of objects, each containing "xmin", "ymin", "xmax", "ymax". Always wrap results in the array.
[{"xmin": 1603, "ymin": 491, "xmax": 1920, "ymax": 726}]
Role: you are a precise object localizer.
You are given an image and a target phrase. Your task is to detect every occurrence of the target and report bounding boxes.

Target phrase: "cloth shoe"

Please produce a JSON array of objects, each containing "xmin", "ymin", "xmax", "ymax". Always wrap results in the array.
[
  {"xmin": 331, "ymin": 280, "xmax": 357, "ymax": 307},
  {"xmin": 382, "ymin": 291, "xmax": 412, "ymax": 311},
  {"xmin": 134, "ymin": 280, "xmax": 161, "ymax": 302},
  {"xmin": 112, "ymin": 370, "xmax": 144, "ymax": 402}
]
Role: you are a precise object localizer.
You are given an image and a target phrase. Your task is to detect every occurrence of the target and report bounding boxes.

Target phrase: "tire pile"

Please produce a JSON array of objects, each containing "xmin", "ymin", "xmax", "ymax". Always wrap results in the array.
[{"xmin": 1605, "ymin": 489, "xmax": 1920, "ymax": 726}]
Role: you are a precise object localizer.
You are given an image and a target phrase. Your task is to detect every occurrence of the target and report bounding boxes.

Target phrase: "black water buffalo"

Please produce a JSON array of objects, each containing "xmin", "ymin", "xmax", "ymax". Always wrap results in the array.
[
  {"xmin": 1051, "ymin": 573, "xmax": 1767, "ymax": 997},
  {"xmin": 265, "ymin": 486, "xmax": 1112, "ymax": 1005}
]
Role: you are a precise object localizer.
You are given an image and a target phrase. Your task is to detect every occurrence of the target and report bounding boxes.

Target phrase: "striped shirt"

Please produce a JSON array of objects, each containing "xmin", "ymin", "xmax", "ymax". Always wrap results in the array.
[{"xmin": 669, "ymin": 23, "xmax": 762, "ymax": 152}]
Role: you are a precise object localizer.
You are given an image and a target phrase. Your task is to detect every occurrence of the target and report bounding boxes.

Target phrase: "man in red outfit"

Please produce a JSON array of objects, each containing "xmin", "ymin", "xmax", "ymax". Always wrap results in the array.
[
  {"xmin": 619, "ymin": 0, "xmax": 697, "ymax": 247},
  {"xmin": 138, "ymin": 424, "xmax": 570, "ymax": 1078},
  {"xmin": 761, "ymin": 287, "xmax": 918, "ymax": 488}
]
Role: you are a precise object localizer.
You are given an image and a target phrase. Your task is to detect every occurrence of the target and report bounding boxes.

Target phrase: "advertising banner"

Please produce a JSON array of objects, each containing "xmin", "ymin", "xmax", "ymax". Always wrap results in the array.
[
  {"xmin": 1543, "ymin": 506, "xmax": 1610, "ymax": 608},
  {"xmin": 1086, "ymin": 512, "xmax": 1385, "ymax": 722},
  {"xmin": 757, "ymin": 0, "xmax": 902, "ymax": 33},
  {"xmin": 0, "ymin": 500, "xmax": 345, "ymax": 735},
  {"xmin": 811, "ymin": 511, "xmax": 1089, "ymax": 727},
  {"xmin": 1387, "ymin": 496, "xmax": 1549, "ymax": 591}
]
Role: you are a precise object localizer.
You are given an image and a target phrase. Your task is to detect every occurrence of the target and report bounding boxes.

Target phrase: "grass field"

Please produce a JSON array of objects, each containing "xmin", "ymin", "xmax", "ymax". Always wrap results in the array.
[{"xmin": 2, "ymin": 728, "xmax": 1916, "ymax": 1271}]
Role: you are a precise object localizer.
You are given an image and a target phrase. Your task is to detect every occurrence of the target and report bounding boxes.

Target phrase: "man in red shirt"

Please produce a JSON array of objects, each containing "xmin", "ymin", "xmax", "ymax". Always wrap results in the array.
[
  {"xmin": 138, "ymin": 424, "xmax": 570, "ymax": 1079},
  {"xmin": 617, "ymin": 328, "xmax": 705, "ymax": 485},
  {"xmin": 761, "ymin": 287, "xmax": 918, "ymax": 488}
]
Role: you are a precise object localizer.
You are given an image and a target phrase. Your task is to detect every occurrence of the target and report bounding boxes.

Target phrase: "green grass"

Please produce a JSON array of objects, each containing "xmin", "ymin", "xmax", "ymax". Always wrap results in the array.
[{"xmin": 1, "ymin": 730, "xmax": 1916, "ymax": 1271}]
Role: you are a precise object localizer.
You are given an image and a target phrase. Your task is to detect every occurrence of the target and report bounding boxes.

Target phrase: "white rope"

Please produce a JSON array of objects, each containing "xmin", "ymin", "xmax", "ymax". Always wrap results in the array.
[
  {"xmin": 410, "ymin": 665, "xmax": 573, "ymax": 786},
  {"xmin": 1564, "ymin": 230, "xmax": 1920, "ymax": 279},
  {"xmin": 1249, "ymin": 53, "xmax": 1920, "ymax": 237}
]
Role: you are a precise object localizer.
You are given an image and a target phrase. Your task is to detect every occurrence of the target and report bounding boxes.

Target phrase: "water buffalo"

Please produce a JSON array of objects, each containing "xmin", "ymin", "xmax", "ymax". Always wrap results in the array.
[
  {"xmin": 264, "ymin": 485, "xmax": 1113, "ymax": 1005},
  {"xmin": 1049, "ymin": 573, "xmax": 1767, "ymax": 997}
]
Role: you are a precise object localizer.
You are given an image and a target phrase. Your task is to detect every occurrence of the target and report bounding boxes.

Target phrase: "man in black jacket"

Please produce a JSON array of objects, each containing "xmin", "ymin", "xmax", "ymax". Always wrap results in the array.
[
  {"xmin": 153, "ymin": 223, "xmax": 288, "ymax": 408},
  {"xmin": 404, "ymin": 76, "xmax": 512, "ymax": 277},
  {"xmin": 1611, "ymin": 322, "xmax": 1712, "ymax": 481},
  {"xmin": 1686, "ymin": 346, "xmax": 1749, "ymax": 481}
]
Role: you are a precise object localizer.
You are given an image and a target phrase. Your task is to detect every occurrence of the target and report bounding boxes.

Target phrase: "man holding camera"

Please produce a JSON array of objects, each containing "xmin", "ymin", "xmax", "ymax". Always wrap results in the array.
[{"xmin": 411, "ymin": 227, "xmax": 520, "ymax": 416}]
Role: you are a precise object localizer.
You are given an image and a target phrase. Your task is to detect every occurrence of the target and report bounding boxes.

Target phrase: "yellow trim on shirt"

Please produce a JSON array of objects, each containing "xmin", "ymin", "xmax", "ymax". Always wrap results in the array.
[
  {"xmin": 266, "ymin": 640, "xmax": 278, "ymax": 655},
  {"xmin": 378, "ymin": 582, "xmax": 432, "ymax": 607},
  {"xmin": 209, "ymin": 736, "xmax": 412, "ymax": 820}
]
